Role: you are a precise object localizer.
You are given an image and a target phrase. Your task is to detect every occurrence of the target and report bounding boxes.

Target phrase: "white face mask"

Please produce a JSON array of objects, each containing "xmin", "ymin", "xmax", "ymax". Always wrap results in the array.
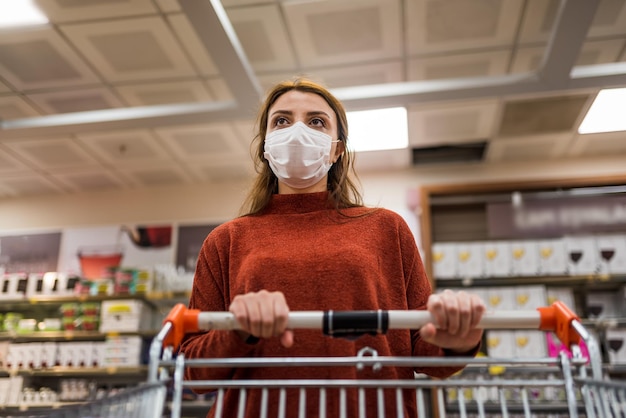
[{"xmin": 264, "ymin": 122, "xmax": 338, "ymax": 189}]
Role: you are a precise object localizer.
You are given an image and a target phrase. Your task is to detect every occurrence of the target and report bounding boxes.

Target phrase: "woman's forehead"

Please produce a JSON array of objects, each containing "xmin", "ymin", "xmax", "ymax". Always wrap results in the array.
[{"xmin": 269, "ymin": 90, "xmax": 334, "ymax": 117}]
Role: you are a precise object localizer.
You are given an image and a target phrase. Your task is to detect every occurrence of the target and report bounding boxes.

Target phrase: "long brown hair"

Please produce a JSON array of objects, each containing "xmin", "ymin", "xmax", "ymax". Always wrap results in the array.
[{"xmin": 240, "ymin": 78, "xmax": 364, "ymax": 216}]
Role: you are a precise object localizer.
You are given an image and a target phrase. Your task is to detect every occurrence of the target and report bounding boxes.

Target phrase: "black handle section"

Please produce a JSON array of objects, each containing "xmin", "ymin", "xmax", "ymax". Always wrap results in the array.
[{"xmin": 323, "ymin": 310, "xmax": 389, "ymax": 340}]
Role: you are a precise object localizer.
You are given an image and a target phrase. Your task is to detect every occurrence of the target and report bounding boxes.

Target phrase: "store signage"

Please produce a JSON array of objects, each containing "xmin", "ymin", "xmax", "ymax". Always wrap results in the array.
[{"xmin": 487, "ymin": 195, "xmax": 626, "ymax": 238}]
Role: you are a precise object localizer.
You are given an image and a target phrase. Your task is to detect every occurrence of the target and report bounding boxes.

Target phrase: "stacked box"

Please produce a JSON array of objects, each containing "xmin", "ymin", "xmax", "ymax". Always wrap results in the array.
[
  {"xmin": 102, "ymin": 336, "xmax": 143, "ymax": 367},
  {"xmin": 99, "ymin": 299, "xmax": 152, "ymax": 332}
]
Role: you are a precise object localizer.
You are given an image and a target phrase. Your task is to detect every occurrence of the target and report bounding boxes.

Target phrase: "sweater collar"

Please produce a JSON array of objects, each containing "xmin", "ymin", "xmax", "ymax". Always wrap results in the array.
[{"xmin": 265, "ymin": 191, "xmax": 334, "ymax": 214}]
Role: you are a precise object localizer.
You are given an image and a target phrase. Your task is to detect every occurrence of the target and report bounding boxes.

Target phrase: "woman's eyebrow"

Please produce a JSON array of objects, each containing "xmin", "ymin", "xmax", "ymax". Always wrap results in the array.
[{"xmin": 269, "ymin": 110, "xmax": 331, "ymax": 119}]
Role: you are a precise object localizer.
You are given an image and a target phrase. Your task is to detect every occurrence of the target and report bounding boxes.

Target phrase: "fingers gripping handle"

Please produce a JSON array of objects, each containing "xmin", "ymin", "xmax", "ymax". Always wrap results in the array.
[
  {"xmin": 537, "ymin": 301, "xmax": 581, "ymax": 348},
  {"xmin": 163, "ymin": 303, "xmax": 200, "ymax": 351}
]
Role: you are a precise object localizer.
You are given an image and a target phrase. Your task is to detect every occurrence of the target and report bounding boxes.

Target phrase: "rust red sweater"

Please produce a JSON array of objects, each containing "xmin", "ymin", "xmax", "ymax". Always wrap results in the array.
[{"xmin": 179, "ymin": 192, "xmax": 470, "ymax": 417}]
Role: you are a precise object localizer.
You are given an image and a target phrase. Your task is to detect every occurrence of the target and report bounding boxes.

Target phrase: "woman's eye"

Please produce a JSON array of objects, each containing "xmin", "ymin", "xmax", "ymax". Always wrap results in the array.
[
  {"xmin": 310, "ymin": 118, "xmax": 325, "ymax": 127},
  {"xmin": 274, "ymin": 117, "xmax": 289, "ymax": 126}
]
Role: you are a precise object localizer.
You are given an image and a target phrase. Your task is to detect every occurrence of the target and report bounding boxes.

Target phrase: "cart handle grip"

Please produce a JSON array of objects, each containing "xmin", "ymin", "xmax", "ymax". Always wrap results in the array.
[
  {"xmin": 537, "ymin": 300, "xmax": 580, "ymax": 348},
  {"xmin": 162, "ymin": 301, "xmax": 581, "ymax": 350}
]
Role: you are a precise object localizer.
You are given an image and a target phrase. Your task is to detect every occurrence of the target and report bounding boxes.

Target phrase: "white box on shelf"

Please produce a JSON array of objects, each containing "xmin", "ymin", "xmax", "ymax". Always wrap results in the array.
[
  {"xmin": 485, "ymin": 330, "xmax": 515, "ymax": 358},
  {"xmin": 0, "ymin": 274, "xmax": 28, "ymax": 300},
  {"xmin": 431, "ymin": 243, "xmax": 457, "ymax": 280},
  {"xmin": 6, "ymin": 376, "xmax": 23, "ymax": 406},
  {"xmin": 595, "ymin": 234, "xmax": 626, "ymax": 275},
  {"xmin": 482, "ymin": 241, "xmax": 511, "ymax": 278},
  {"xmin": 514, "ymin": 330, "xmax": 547, "ymax": 358},
  {"xmin": 514, "ymin": 285, "xmax": 547, "ymax": 310},
  {"xmin": 536, "ymin": 239, "xmax": 567, "ymax": 276},
  {"xmin": 605, "ymin": 329, "xmax": 626, "ymax": 364},
  {"xmin": 102, "ymin": 336, "xmax": 143, "ymax": 367},
  {"xmin": 455, "ymin": 242, "xmax": 484, "ymax": 279},
  {"xmin": 0, "ymin": 341, "xmax": 9, "ymax": 368},
  {"xmin": 41, "ymin": 342, "xmax": 57, "ymax": 368},
  {"xmin": 509, "ymin": 241, "xmax": 540, "ymax": 277},
  {"xmin": 0, "ymin": 378, "xmax": 9, "ymax": 406},
  {"xmin": 546, "ymin": 287, "xmax": 577, "ymax": 312},
  {"xmin": 485, "ymin": 286, "xmax": 516, "ymax": 311},
  {"xmin": 99, "ymin": 299, "xmax": 152, "ymax": 332},
  {"xmin": 586, "ymin": 292, "xmax": 622, "ymax": 318},
  {"xmin": 563, "ymin": 236, "xmax": 599, "ymax": 276}
]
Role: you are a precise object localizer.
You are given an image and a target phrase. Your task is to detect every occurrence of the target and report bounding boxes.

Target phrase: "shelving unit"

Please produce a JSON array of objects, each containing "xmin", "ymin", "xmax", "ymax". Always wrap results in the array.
[
  {"xmin": 418, "ymin": 177, "xmax": 626, "ymax": 416},
  {"xmin": 0, "ymin": 292, "xmax": 190, "ymax": 413}
]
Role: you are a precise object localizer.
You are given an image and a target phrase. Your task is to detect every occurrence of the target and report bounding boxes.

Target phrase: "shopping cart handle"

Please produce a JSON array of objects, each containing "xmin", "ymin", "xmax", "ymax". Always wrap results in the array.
[
  {"xmin": 161, "ymin": 301, "xmax": 581, "ymax": 350},
  {"xmin": 537, "ymin": 300, "xmax": 581, "ymax": 348}
]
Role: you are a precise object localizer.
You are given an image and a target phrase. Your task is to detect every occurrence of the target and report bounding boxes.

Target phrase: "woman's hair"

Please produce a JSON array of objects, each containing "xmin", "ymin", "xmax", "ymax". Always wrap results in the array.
[{"xmin": 240, "ymin": 77, "xmax": 364, "ymax": 216}]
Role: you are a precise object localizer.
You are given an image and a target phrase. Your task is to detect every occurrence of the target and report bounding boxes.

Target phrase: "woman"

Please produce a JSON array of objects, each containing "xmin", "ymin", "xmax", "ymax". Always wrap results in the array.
[{"xmin": 179, "ymin": 78, "xmax": 485, "ymax": 417}]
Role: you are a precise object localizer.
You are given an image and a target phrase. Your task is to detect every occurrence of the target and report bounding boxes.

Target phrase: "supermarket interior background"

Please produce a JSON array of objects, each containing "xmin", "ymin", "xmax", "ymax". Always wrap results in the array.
[{"xmin": 0, "ymin": 0, "xmax": 625, "ymax": 416}]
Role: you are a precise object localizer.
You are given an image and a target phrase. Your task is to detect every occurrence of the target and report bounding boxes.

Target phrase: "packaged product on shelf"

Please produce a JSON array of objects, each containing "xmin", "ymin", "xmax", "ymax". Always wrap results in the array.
[
  {"xmin": 41, "ymin": 342, "xmax": 57, "ymax": 368},
  {"xmin": 431, "ymin": 243, "xmax": 457, "ymax": 279},
  {"xmin": 0, "ymin": 341, "xmax": 8, "ymax": 368},
  {"xmin": 16, "ymin": 318, "xmax": 37, "ymax": 333},
  {"xmin": 536, "ymin": 238, "xmax": 567, "ymax": 276},
  {"xmin": 514, "ymin": 285, "xmax": 547, "ymax": 310},
  {"xmin": 0, "ymin": 273, "xmax": 28, "ymax": 300},
  {"xmin": 5, "ymin": 376, "xmax": 24, "ymax": 406},
  {"xmin": 0, "ymin": 378, "xmax": 8, "ymax": 406},
  {"xmin": 485, "ymin": 330, "xmax": 515, "ymax": 358},
  {"xmin": 102, "ymin": 335, "xmax": 143, "ymax": 367},
  {"xmin": 455, "ymin": 242, "xmax": 484, "ymax": 279},
  {"xmin": 513, "ymin": 330, "xmax": 547, "ymax": 357},
  {"xmin": 99, "ymin": 299, "xmax": 153, "ymax": 332},
  {"xmin": 3, "ymin": 312, "xmax": 23, "ymax": 332},
  {"xmin": 594, "ymin": 234, "xmax": 626, "ymax": 276},
  {"xmin": 563, "ymin": 236, "xmax": 599, "ymax": 276},
  {"xmin": 586, "ymin": 291, "xmax": 623, "ymax": 318},
  {"xmin": 509, "ymin": 240, "xmax": 540, "ymax": 277},
  {"xmin": 605, "ymin": 329, "xmax": 626, "ymax": 364},
  {"xmin": 482, "ymin": 241, "xmax": 512, "ymax": 278}
]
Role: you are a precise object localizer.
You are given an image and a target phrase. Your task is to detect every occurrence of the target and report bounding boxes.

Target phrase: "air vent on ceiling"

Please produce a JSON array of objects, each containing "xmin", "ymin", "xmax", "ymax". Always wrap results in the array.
[{"xmin": 412, "ymin": 141, "xmax": 487, "ymax": 165}]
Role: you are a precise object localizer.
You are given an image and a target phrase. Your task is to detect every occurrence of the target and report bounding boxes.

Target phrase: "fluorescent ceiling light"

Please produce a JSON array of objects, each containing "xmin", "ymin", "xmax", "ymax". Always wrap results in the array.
[
  {"xmin": 0, "ymin": 0, "xmax": 48, "ymax": 28},
  {"xmin": 346, "ymin": 107, "xmax": 408, "ymax": 152},
  {"xmin": 578, "ymin": 87, "xmax": 626, "ymax": 134}
]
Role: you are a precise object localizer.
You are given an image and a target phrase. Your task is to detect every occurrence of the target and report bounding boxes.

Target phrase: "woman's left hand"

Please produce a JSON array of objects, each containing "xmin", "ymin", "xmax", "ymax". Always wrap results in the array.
[{"xmin": 419, "ymin": 289, "xmax": 485, "ymax": 353}]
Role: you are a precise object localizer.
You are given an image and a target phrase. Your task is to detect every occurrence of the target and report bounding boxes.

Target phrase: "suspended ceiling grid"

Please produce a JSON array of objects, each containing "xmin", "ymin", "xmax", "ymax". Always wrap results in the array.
[{"xmin": 0, "ymin": 0, "xmax": 625, "ymax": 198}]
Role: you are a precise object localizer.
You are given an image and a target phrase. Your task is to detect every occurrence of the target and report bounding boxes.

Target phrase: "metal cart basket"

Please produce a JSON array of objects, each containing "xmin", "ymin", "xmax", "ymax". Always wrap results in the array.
[{"xmin": 17, "ymin": 301, "xmax": 624, "ymax": 418}]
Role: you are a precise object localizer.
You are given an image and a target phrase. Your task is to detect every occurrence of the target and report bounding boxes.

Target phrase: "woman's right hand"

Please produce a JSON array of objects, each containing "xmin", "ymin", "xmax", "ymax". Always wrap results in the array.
[{"xmin": 229, "ymin": 290, "xmax": 294, "ymax": 348}]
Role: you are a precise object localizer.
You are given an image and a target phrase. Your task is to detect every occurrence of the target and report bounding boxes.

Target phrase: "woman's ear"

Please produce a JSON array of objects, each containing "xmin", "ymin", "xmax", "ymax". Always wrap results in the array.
[{"xmin": 333, "ymin": 140, "xmax": 345, "ymax": 163}]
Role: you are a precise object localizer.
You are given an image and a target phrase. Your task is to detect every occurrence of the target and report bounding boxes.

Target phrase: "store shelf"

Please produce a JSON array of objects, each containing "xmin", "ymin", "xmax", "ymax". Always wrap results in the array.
[
  {"xmin": 436, "ymin": 274, "xmax": 626, "ymax": 290},
  {"xmin": 1, "ymin": 366, "xmax": 148, "ymax": 378},
  {"xmin": 0, "ymin": 330, "xmax": 158, "ymax": 342}
]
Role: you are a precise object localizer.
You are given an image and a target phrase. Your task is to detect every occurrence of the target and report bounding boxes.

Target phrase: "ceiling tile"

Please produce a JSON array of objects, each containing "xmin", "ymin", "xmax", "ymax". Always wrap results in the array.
[
  {"xmin": 205, "ymin": 78, "xmax": 235, "ymax": 102},
  {"xmin": 568, "ymin": 131, "xmax": 626, "ymax": 157},
  {"xmin": 520, "ymin": 0, "xmax": 626, "ymax": 43},
  {"xmin": 0, "ymin": 175, "xmax": 65, "ymax": 197},
  {"xmin": 408, "ymin": 99, "xmax": 500, "ymax": 146},
  {"xmin": 154, "ymin": 0, "xmax": 181, "ymax": 13},
  {"xmin": 3, "ymin": 138, "xmax": 100, "ymax": 169},
  {"xmin": 187, "ymin": 161, "xmax": 254, "ymax": 183},
  {"xmin": 51, "ymin": 169, "xmax": 130, "ymax": 193},
  {"xmin": 26, "ymin": 87, "xmax": 124, "ymax": 114},
  {"xmin": 0, "ymin": 95, "xmax": 42, "ymax": 120},
  {"xmin": 166, "ymin": 13, "xmax": 220, "ymax": 76},
  {"xmin": 35, "ymin": 0, "xmax": 158, "ymax": 22},
  {"xmin": 155, "ymin": 123, "xmax": 247, "ymax": 161},
  {"xmin": 0, "ymin": 28, "xmax": 100, "ymax": 90},
  {"xmin": 75, "ymin": 129, "xmax": 171, "ymax": 165},
  {"xmin": 406, "ymin": 0, "xmax": 524, "ymax": 55},
  {"xmin": 117, "ymin": 164, "xmax": 193, "ymax": 187},
  {"xmin": 284, "ymin": 0, "xmax": 402, "ymax": 67},
  {"xmin": 60, "ymin": 17, "xmax": 197, "ymax": 83},
  {"xmin": 498, "ymin": 95, "xmax": 591, "ymax": 137},
  {"xmin": 408, "ymin": 50, "xmax": 510, "ymax": 81},
  {"xmin": 0, "ymin": 80, "xmax": 10, "ymax": 93},
  {"xmin": 0, "ymin": 147, "xmax": 31, "ymax": 174},
  {"xmin": 511, "ymin": 39, "xmax": 625, "ymax": 73},
  {"xmin": 225, "ymin": 4, "xmax": 297, "ymax": 72},
  {"xmin": 486, "ymin": 133, "xmax": 573, "ymax": 162},
  {"xmin": 115, "ymin": 80, "xmax": 215, "ymax": 106}
]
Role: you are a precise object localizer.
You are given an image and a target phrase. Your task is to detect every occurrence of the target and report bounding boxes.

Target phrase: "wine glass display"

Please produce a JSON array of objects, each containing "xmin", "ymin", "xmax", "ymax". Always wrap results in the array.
[
  {"xmin": 586, "ymin": 305, "xmax": 603, "ymax": 318},
  {"xmin": 599, "ymin": 247, "xmax": 615, "ymax": 276},
  {"xmin": 607, "ymin": 338, "xmax": 624, "ymax": 363},
  {"xmin": 568, "ymin": 250, "xmax": 583, "ymax": 275}
]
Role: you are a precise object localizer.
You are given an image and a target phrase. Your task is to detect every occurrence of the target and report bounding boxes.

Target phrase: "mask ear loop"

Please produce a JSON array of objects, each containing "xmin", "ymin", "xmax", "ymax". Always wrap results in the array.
[{"xmin": 332, "ymin": 139, "xmax": 345, "ymax": 163}]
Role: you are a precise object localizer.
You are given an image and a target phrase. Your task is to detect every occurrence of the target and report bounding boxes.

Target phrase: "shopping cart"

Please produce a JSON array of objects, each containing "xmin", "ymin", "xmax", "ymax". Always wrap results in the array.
[
  {"xmin": 149, "ymin": 301, "xmax": 625, "ymax": 418},
  {"xmin": 15, "ymin": 302, "xmax": 623, "ymax": 417}
]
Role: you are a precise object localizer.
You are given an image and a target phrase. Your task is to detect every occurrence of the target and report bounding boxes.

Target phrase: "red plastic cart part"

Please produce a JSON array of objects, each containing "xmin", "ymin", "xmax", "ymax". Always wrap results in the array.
[
  {"xmin": 163, "ymin": 303, "xmax": 199, "ymax": 351},
  {"xmin": 537, "ymin": 301, "xmax": 581, "ymax": 348}
]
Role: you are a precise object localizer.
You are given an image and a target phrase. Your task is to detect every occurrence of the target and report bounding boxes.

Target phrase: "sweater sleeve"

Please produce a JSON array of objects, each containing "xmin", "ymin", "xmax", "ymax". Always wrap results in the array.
[
  {"xmin": 177, "ymin": 228, "xmax": 256, "ymax": 386},
  {"xmin": 398, "ymin": 218, "xmax": 476, "ymax": 378}
]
